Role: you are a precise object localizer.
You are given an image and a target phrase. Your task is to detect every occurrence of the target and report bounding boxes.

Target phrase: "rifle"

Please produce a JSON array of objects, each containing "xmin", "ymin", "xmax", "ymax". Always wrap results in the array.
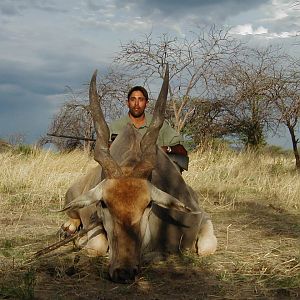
[
  {"xmin": 47, "ymin": 133, "xmax": 96, "ymax": 142},
  {"xmin": 47, "ymin": 133, "xmax": 188, "ymax": 170}
]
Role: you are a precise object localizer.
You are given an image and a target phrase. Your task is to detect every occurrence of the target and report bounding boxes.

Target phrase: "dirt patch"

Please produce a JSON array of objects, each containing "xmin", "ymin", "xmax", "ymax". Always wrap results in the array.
[{"xmin": 1, "ymin": 203, "xmax": 299, "ymax": 299}]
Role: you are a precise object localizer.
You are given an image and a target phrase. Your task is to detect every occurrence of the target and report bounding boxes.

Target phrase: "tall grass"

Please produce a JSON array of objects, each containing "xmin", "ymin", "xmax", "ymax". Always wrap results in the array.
[
  {"xmin": 184, "ymin": 144, "xmax": 299, "ymax": 211},
  {"xmin": 1, "ymin": 145, "xmax": 298, "ymax": 212},
  {"xmin": 0, "ymin": 149, "xmax": 95, "ymax": 213}
]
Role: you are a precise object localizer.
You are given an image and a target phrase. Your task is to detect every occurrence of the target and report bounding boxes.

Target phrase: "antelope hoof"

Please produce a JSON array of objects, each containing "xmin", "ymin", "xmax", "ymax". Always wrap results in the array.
[
  {"xmin": 58, "ymin": 219, "xmax": 82, "ymax": 238},
  {"xmin": 196, "ymin": 220, "xmax": 217, "ymax": 256},
  {"xmin": 197, "ymin": 235, "xmax": 217, "ymax": 256}
]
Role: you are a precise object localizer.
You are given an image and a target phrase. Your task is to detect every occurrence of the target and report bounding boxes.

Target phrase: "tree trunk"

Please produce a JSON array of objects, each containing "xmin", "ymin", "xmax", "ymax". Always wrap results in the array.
[{"xmin": 287, "ymin": 125, "xmax": 300, "ymax": 170}]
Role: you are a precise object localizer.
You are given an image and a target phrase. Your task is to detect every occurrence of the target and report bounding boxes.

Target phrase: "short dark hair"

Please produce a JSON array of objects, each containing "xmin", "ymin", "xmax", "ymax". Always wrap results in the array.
[{"xmin": 127, "ymin": 86, "xmax": 148, "ymax": 101}]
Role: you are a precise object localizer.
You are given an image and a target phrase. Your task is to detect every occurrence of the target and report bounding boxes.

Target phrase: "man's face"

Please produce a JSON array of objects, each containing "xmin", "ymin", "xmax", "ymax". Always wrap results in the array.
[{"xmin": 127, "ymin": 91, "xmax": 148, "ymax": 118}]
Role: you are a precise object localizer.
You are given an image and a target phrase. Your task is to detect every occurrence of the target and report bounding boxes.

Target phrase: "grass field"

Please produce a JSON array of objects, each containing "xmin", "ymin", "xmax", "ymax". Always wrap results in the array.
[{"xmin": 0, "ymin": 145, "xmax": 299, "ymax": 299}]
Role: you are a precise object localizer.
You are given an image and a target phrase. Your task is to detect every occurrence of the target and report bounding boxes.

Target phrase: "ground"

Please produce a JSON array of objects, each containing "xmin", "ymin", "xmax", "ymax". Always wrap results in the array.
[
  {"xmin": 1, "ymin": 199, "xmax": 299, "ymax": 299},
  {"xmin": 1, "ymin": 148, "xmax": 299, "ymax": 299}
]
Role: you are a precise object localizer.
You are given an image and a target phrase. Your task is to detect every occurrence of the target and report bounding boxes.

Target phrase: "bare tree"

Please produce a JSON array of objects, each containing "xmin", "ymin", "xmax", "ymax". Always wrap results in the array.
[
  {"xmin": 47, "ymin": 100, "xmax": 92, "ymax": 151},
  {"xmin": 270, "ymin": 58, "xmax": 300, "ymax": 169},
  {"xmin": 41, "ymin": 68, "xmax": 133, "ymax": 151},
  {"xmin": 183, "ymin": 98, "xmax": 226, "ymax": 146},
  {"xmin": 211, "ymin": 46, "xmax": 285, "ymax": 149},
  {"xmin": 114, "ymin": 26, "xmax": 241, "ymax": 132}
]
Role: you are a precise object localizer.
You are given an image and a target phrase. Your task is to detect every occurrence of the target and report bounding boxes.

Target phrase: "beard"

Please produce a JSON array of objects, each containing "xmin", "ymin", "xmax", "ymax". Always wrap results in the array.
[{"xmin": 129, "ymin": 107, "xmax": 145, "ymax": 118}]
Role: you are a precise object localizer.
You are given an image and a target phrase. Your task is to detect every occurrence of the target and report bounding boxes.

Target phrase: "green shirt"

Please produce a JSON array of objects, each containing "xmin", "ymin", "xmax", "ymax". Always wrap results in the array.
[{"xmin": 109, "ymin": 113, "xmax": 183, "ymax": 147}]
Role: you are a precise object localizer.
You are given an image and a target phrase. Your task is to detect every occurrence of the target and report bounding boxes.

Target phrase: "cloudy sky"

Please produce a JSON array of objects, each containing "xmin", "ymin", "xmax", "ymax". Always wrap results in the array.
[{"xmin": 0, "ymin": 0, "xmax": 299, "ymax": 146}]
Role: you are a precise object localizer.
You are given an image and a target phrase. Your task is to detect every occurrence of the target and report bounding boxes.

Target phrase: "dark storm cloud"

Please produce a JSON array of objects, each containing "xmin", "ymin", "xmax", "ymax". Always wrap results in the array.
[
  {"xmin": 113, "ymin": 0, "xmax": 271, "ymax": 22},
  {"xmin": 0, "ymin": 53, "xmax": 107, "ymax": 143},
  {"xmin": 0, "ymin": 1, "xmax": 113, "ymax": 144},
  {"xmin": 0, "ymin": 61, "xmax": 62, "ymax": 96},
  {"xmin": 0, "ymin": 0, "xmax": 297, "ymax": 147},
  {"xmin": 140, "ymin": 0, "xmax": 268, "ymax": 14},
  {"xmin": 0, "ymin": 87, "xmax": 52, "ymax": 139},
  {"xmin": 0, "ymin": 86, "xmax": 55, "ymax": 143},
  {"xmin": 0, "ymin": 2, "xmax": 20, "ymax": 16},
  {"xmin": 0, "ymin": 0, "xmax": 67, "ymax": 16}
]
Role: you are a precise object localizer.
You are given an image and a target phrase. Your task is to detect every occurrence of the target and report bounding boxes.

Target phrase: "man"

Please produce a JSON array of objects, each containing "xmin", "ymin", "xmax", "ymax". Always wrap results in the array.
[{"xmin": 109, "ymin": 86, "xmax": 189, "ymax": 172}]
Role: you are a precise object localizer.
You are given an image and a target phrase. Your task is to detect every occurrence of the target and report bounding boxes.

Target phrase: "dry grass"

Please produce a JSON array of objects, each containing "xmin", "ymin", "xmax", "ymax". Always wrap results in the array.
[
  {"xmin": 186, "ymin": 144, "xmax": 299, "ymax": 210},
  {"xmin": 0, "ymin": 149, "xmax": 95, "ymax": 212},
  {"xmin": 0, "ymin": 146, "xmax": 299, "ymax": 299}
]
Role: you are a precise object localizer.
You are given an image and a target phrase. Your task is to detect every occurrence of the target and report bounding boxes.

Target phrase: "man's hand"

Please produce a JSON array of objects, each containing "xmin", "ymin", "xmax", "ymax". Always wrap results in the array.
[{"xmin": 161, "ymin": 144, "xmax": 187, "ymax": 156}]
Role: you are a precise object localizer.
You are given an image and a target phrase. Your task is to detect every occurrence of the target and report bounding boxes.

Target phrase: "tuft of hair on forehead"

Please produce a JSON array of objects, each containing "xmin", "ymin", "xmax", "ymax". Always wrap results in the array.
[{"xmin": 103, "ymin": 178, "xmax": 150, "ymax": 224}]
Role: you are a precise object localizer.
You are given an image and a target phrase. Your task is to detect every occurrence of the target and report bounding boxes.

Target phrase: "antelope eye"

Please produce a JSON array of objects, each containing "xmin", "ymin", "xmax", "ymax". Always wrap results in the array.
[
  {"xmin": 99, "ymin": 200, "xmax": 107, "ymax": 208},
  {"xmin": 146, "ymin": 200, "xmax": 153, "ymax": 208}
]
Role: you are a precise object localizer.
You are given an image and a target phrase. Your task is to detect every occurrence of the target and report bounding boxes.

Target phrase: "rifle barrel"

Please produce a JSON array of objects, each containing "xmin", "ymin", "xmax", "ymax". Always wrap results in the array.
[{"xmin": 47, "ymin": 133, "xmax": 96, "ymax": 142}]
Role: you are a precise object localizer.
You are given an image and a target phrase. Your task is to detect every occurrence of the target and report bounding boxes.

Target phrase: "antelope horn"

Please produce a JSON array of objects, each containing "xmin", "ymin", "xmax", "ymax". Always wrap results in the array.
[
  {"xmin": 141, "ymin": 64, "xmax": 169, "ymax": 153},
  {"xmin": 134, "ymin": 64, "xmax": 169, "ymax": 177},
  {"xmin": 89, "ymin": 70, "xmax": 123, "ymax": 178}
]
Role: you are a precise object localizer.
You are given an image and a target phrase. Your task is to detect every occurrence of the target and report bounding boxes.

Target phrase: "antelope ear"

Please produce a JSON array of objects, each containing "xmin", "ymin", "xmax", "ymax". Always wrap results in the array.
[
  {"xmin": 148, "ymin": 182, "xmax": 192, "ymax": 213},
  {"xmin": 150, "ymin": 202, "xmax": 203, "ymax": 228},
  {"xmin": 57, "ymin": 180, "xmax": 106, "ymax": 212}
]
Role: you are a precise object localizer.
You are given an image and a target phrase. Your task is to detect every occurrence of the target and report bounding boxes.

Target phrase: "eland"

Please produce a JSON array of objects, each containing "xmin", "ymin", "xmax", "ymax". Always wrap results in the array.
[{"xmin": 60, "ymin": 65, "xmax": 217, "ymax": 283}]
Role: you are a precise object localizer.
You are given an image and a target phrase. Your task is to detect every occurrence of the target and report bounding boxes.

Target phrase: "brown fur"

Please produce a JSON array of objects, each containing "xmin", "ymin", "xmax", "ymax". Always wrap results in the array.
[{"xmin": 104, "ymin": 178, "xmax": 150, "ymax": 225}]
